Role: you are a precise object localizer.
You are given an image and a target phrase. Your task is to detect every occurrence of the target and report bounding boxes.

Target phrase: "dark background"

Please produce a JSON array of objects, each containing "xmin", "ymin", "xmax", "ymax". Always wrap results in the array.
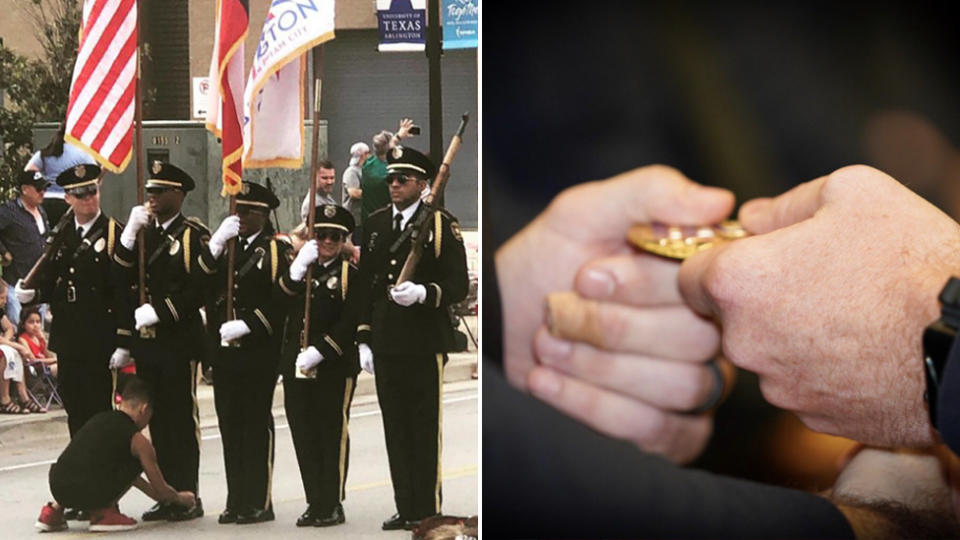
[{"xmin": 483, "ymin": 0, "xmax": 960, "ymax": 489}]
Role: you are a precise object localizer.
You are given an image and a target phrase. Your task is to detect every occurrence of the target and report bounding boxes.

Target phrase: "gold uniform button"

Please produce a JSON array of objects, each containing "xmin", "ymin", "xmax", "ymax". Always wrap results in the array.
[
  {"xmin": 390, "ymin": 259, "xmax": 396, "ymax": 265},
  {"xmin": 387, "ymin": 274, "xmax": 394, "ymax": 280},
  {"xmin": 69, "ymin": 267, "xmax": 75, "ymax": 274}
]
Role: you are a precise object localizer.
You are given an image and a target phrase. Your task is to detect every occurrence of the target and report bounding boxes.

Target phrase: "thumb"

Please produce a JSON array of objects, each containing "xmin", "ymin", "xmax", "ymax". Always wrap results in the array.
[
  {"xmin": 738, "ymin": 176, "xmax": 828, "ymax": 234},
  {"xmin": 548, "ymin": 165, "xmax": 735, "ymax": 240}
]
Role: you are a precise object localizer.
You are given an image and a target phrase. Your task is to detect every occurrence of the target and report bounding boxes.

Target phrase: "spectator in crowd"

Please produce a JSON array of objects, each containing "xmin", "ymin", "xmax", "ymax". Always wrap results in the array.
[
  {"xmin": 18, "ymin": 306, "xmax": 57, "ymax": 378},
  {"xmin": 24, "ymin": 124, "xmax": 97, "ymax": 225},
  {"xmin": 300, "ymin": 160, "xmax": 338, "ymax": 221},
  {"xmin": 0, "ymin": 171, "xmax": 50, "ymax": 325},
  {"xmin": 0, "ymin": 280, "xmax": 44, "ymax": 414},
  {"xmin": 342, "ymin": 142, "xmax": 368, "ymax": 243},
  {"xmin": 360, "ymin": 119, "xmax": 416, "ymax": 228}
]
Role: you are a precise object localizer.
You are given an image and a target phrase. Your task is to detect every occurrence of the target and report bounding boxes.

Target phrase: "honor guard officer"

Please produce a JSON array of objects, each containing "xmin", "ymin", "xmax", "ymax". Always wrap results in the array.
[
  {"xmin": 198, "ymin": 182, "xmax": 288, "ymax": 525},
  {"xmin": 15, "ymin": 163, "xmax": 124, "ymax": 522},
  {"xmin": 356, "ymin": 146, "xmax": 469, "ymax": 530},
  {"xmin": 112, "ymin": 161, "xmax": 209, "ymax": 522},
  {"xmin": 278, "ymin": 204, "xmax": 360, "ymax": 528}
]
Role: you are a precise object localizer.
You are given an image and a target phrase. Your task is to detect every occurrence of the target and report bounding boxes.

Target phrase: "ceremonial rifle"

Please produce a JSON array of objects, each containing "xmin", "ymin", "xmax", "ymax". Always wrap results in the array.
[{"xmin": 394, "ymin": 113, "xmax": 469, "ymax": 285}]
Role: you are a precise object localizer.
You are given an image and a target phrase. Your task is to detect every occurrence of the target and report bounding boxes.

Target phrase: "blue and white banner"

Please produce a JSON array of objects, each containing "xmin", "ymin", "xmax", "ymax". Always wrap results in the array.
[
  {"xmin": 377, "ymin": 0, "xmax": 426, "ymax": 52},
  {"xmin": 442, "ymin": 0, "xmax": 478, "ymax": 50}
]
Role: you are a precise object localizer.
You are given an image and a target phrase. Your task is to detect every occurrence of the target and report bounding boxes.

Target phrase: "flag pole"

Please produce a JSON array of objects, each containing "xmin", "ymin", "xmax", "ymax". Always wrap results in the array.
[
  {"xmin": 135, "ymin": 0, "xmax": 153, "ymax": 340},
  {"xmin": 222, "ymin": 196, "xmax": 238, "ymax": 346},
  {"xmin": 298, "ymin": 45, "xmax": 323, "ymax": 376}
]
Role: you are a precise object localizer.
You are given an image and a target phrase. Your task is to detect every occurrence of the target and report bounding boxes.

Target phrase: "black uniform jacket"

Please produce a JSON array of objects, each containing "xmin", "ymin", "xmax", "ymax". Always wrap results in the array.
[
  {"xmin": 35, "ymin": 213, "xmax": 123, "ymax": 362},
  {"xmin": 198, "ymin": 230, "xmax": 290, "ymax": 364},
  {"xmin": 356, "ymin": 203, "xmax": 469, "ymax": 355},
  {"xmin": 278, "ymin": 254, "xmax": 360, "ymax": 379},
  {"xmin": 112, "ymin": 214, "xmax": 210, "ymax": 351}
]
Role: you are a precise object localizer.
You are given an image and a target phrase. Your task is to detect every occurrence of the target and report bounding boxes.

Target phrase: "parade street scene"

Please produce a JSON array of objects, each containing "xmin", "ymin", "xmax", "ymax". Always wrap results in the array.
[{"xmin": 0, "ymin": 0, "xmax": 478, "ymax": 537}]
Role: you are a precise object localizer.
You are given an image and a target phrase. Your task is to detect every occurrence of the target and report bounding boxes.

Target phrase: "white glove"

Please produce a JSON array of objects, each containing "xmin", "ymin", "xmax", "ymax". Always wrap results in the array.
[
  {"xmin": 219, "ymin": 319, "xmax": 251, "ymax": 342},
  {"xmin": 359, "ymin": 343, "xmax": 374, "ymax": 374},
  {"xmin": 296, "ymin": 346, "xmax": 324, "ymax": 371},
  {"xmin": 134, "ymin": 303, "xmax": 160, "ymax": 330},
  {"xmin": 390, "ymin": 281, "xmax": 427, "ymax": 307},
  {"xmin": 121, "ymin": 205, "xmax": 151, "ymax": 250},
  {"xmin": 14, "ymin": 279, "xmax": 35, "ymax": 304},
  {"xmin": 290, "ymin": 240, "xmax": 319, "ymax": 281},
  {"xmin": 109, "ymin": 348, "xmax": 133, "ymax": 369},
  {"xmin": 209, "ymin": 215, "xmax": 240, "ymax": 259}
]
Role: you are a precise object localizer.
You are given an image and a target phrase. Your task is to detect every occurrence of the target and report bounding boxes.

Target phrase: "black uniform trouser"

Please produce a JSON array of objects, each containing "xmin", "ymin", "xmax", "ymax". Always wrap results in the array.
[
  {"xmin": 135, "ymin": 342, "xmax": 200, "ymax": 494},
  {"xmin": 374, "ymin": 352, "xmax": 445, "ymax": 520},
  {"xmin": 57, "ymin": 353, "xmax": 113, "ymax": 437},
  {"xmin": 284, "ymin": 374, "xmax": 357, "ymax": 513},
  {"xmin": 213, "ymin": 351, "xmax": 277, "ymax": 513}
]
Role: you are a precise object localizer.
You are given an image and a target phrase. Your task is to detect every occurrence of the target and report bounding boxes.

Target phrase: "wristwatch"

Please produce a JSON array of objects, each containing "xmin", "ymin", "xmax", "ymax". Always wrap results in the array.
[{"xmin": 922, "ymin": 277, "xmax": 960, "ymax": 427}]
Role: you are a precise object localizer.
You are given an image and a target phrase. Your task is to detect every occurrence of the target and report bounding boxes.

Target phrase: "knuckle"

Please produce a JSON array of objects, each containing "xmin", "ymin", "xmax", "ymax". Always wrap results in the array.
[{"xmin": 702, "ymin": 249, "xmax": 739, "ymax": 309}]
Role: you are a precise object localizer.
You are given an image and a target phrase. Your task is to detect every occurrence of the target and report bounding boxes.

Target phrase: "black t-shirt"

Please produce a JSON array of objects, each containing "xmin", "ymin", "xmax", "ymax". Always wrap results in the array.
[{"xmin": 54, "ymin": 410, "xmax": 142, "ymax": 488}]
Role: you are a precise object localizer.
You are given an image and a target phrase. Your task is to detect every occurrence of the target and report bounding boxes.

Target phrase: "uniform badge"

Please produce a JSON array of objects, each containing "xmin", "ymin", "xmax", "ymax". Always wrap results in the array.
[
  {"xmin": 94, "ymin": 237, "xmax": 106, "ymax": 253},
  {"xmin": 451, "ymin": 221, "xmax": 463, "ymax": 242},
  {"xmin": 257, "ymin": 257, "xmax": 264, "ymax": 270},
  {"xmin": 33, "ymin": 172, "xmax": 44, "ymax": 181},
  {"xmin": 369, "ymin": 231, "xmax": 378, "ymax": 250},
  {"xmin": 169, "ymin": 238, "xmax": 181, "ymax": 256},
  {"xmin": 428, "ymin": 230, "xmax": 434, "ymax": 242},
  {"xmin": 74, "ymin": 165, "xmax": 86, "ymax": 178},
  {"xmin": 326, "ymin": 276, "xmax": 339, "ymax": 290},
  {"xmin": 324, "ymin": 205, "xmax": 336, "ymax": 218},
  {"xmin": 151, "ymin": 161, "xmax": 163, "ymax": 175},
  {"xmin": 392, "ymin": 146, "xmax": 404, "ymax": 159}
]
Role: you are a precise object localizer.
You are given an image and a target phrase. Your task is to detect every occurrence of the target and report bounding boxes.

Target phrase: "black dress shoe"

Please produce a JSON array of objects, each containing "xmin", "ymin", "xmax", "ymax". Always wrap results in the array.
[
  {"xmin": 296, "ymin": 506, "xmax": 318, "ymax": 527},
  {"xmin": 236, "ymin": 507, "xmax": 275, "ymax": 525},
  {"xmin": 218, "ymin": 508, "xmax": 238, "ymax": 524},
  {"xmin": 142, "ymin": 502, "xmax": 173, "ymax": 522},
  {"xmin": 63, "ymin": 508, "xmax": 78, "ymax": 521},
  {"xmin": 382, "ymin": 513, "xmax": 414, "ymax": 531},
  {"xmin": 314, "ymin": 504, "xmax": 345, "ymax": 527},
  {"xmin": 74, "ymin": 510, "xmax": 89, "ymax": 522},
  {"xmin": 167, "ymin": 497, "xmax": 204, "ymax": 522}
]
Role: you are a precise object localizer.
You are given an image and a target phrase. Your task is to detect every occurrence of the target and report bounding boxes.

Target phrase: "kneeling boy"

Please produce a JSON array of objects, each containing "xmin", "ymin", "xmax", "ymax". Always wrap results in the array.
[{"xmin": 35, "ymin": 376, "xmax": 195, "ymax": 532}]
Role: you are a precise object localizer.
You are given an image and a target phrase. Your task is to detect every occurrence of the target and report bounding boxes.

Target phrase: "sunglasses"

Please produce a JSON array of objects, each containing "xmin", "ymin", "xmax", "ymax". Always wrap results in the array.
[
  {"xmin": 315, "ymin": 230, "xmax": 344, "ymax": 242},
  {"xmin": 67, "ymin": 185, "xmax": 99, "ymax": 199},
  {"xmin": 386, "ymin": 174, "xmax": 414, "ymax": 185}
]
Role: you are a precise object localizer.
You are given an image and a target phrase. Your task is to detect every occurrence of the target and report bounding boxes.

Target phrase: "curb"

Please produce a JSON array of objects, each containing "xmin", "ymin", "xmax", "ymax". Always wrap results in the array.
[{"xmin": 0, "ymin": 351, "xmax": 477, "ymax": 450}]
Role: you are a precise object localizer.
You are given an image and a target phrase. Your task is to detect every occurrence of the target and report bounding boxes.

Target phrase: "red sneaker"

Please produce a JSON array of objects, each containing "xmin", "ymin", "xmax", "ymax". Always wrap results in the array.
[
  {"xmin": 35, "ymin": 502, "xmax": 68, "ymax": 532},
  {"xmin": 89, "ymin": 507, "xmax": 138, "ymax": 532}
]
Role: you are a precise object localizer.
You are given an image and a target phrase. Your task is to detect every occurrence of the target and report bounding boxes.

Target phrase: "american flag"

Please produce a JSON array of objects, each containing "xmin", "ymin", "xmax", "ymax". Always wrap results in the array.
[
  {"xmin": 206, "ymin": 0, "xmax": 249, "ymax": 196},
  {"xmin": 64, "ymin": 0, "xmax": 138, "ymax": 173}
]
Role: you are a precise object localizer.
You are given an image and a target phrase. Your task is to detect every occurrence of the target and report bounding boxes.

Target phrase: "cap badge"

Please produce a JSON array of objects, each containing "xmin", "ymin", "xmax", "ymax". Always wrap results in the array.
[
  {"xmin": 392, "ymin": 146, "xmax": 403, "ymax": 159},
  {"xmin": 74, "ymin": 165, "xmax": 86, "ymax": 178},
  {"xmin": 324, "ymin": 205, "xmax": 336, "ymax": 218},
  {"xmin": 241, "ymin": 183, "xmax": 250, "ymax": 195},
  {"xmin": 151, "ymin": 161, "xmax": 163, "ymax": 175},
  {"xmin": 33, "ymin": 172, "xmax": 44, "ymax": 181}
]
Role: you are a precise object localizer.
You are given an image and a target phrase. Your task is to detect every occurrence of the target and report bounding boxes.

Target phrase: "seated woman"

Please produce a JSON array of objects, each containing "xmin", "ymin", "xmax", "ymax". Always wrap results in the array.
[{"xmin": 0, "ymin": 282, "xmax": 43, "ymax": 413}]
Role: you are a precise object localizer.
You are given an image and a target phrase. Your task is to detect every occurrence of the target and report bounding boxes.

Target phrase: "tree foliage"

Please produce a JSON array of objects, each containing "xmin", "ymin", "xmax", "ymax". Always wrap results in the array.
[{"xmin": 0, "ymin": 0, "xmax": 81, "ymax": 199}]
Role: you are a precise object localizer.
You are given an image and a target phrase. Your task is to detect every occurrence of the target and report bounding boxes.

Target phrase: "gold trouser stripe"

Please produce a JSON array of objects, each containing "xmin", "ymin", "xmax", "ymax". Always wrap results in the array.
[
  {"xmin": 340, "ymin": 260, "xmax": 349, "ymax": 301},
  {"xmin": 434, "ymin": 211, "xmax": 442, "ymax": 259},
  {"xmin": 270, "ymin": 240, "xmax": 278, "ymax": 282},
  {"xmin": 338, "ymin": 377, "xmax": 354, "ymax": 501},
  {"xmin": 183, "ymin": 227, "xmax": 192, "ymax": 273},
  {"xmin": 191, "ymin": 361, "xmax": 201, "ymax": 457},
  {"xmin": 264, "ymin": 421, "xmax": 274, "ymax": 510},
  {"xmin": 435, "ymin": 353, "xmax": 444, "ymax": 513},
  {"xmin": 111, "ymin": 368, "xmax": 118, "ymax": 411},
  {"xmin": 107, "ymin": 218, "xmax": 116, "ymax": 256}
]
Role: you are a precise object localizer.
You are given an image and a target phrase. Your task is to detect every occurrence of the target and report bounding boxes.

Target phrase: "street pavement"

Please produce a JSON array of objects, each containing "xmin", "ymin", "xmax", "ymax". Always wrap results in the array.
[{"xmin": 0, "ymin": 374, "xmax": 477, "ymax": 538}]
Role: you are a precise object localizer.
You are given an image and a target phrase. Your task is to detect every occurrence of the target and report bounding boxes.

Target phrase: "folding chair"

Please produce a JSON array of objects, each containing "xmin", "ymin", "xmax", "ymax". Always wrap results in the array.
[{"xmin": 26, "ymin": 361, "xmax": 62, "ymax": 409}]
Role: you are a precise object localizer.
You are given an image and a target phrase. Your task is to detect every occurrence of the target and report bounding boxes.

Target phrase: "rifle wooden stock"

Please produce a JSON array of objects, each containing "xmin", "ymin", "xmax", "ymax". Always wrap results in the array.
[
  {"xmin": 396, "ymin": 113, "xmax": 469, "ymax": 285},
  {"xmin": 21, "ymin": 208, "xmax": 75, "ymax": 289}
]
